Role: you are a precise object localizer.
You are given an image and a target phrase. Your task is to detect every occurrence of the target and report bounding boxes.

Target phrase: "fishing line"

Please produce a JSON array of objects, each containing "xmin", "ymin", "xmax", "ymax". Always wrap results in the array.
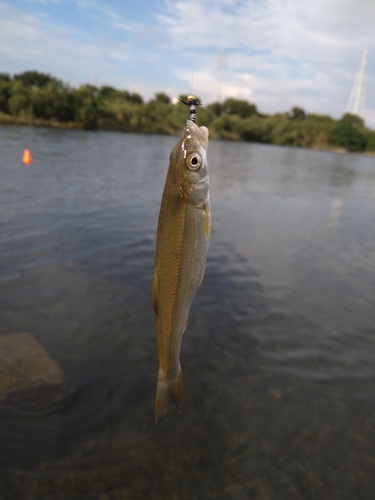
[
  {"xmin": 179, "ymin": 0, "xmax": 203, "ymax": 123},
  {"xmin": 178, "ymin": 0, "xmax": 202, "ymax": 123},
  {"xmin": 189, "ymin": 0, "xmax": 201, "ymax": 95}
]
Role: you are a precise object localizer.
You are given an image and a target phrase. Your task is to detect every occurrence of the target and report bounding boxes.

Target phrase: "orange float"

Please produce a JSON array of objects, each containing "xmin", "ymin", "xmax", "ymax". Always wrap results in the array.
[{"xmin": 22, "ymin": 149, "xmax": 33, "ymax": 165}]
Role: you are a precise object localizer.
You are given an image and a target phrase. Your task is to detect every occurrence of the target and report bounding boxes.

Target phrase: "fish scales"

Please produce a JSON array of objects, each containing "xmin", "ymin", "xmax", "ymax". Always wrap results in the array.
[{"xmin": 153, "ymin": 120, "xmax": 210, "ymax": 427}]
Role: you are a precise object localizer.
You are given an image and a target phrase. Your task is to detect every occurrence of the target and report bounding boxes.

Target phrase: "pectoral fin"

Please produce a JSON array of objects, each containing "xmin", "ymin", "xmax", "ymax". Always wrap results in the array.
[{"xmin": 204, "ymin": 202, "xmax": 211, "ymax": 240}]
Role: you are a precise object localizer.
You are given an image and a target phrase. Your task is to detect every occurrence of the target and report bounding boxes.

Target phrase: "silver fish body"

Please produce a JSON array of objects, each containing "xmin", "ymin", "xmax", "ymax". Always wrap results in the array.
[{"xmin": 152, "ymin": 120, "xmax": 210, "ymax": 427}]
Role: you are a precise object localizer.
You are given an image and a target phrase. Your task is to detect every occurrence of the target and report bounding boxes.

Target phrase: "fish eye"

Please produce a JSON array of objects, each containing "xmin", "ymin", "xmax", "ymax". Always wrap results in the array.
[{"xmin": 186, "ymin": 152, "xmax": 202, "ymax": 171}]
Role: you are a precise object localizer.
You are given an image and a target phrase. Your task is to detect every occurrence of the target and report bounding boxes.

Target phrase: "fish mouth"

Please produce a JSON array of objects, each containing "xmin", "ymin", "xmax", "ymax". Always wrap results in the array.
[{"xmin": 182, "ymin": 122, "xmax": 209, "ymax": 151}]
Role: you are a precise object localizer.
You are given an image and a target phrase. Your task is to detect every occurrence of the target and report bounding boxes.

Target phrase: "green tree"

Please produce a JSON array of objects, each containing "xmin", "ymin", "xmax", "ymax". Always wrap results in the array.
[
  {"xmin": 361, "ymin": 129, "xmax": 375, "ymax": 152},
  {"xmin": 74, "ymin": 85, "xmax": 99, "ymax": 129},
  {"xmin": 30, "ymin": 80, "xmax": 75, "ymax": 122},
  {"xmin": 272, "ymin": 121, "xmax": 301, "ymax": 147},
  {"xmin": 222, "ymin": 98, "xmax": 257, "ymax": 118},
  {"xmin": 154, "ymin": 92, "xmax": 171, "ymax": 104},
  {"xmin": 98, "ymin": 85, "xmax": 117, "ymax": 100},
  {"xmin": 129, "ymin": 92, "xmax": 143, "ymax": 105},
  {"xmin": 290, "ymin": 107, "xmax": 305, "ymax": 120},
  {"xmin": 53, "ymin": 84, "xmax": 75, "ymax": 122},
  {"xmin": 241, "ymin": 116, "xmax": 272, "ymax": 143},
  {"xmin": 305, "ymin": 114, "xmax": 334, "ymax": 124},
  {"xmin": 206, "ymin": 102, "xmax": 222, "ymax": 117},
  {"xmin": 340, "ymin": 113, "xmax": 364, "ymax": 128},
  {"xmin": 331, "ymin": 122, "xmax": 367, "ymax": 151},
  {"xmin": 13, "ymin": 70, "xmax": 55, "ymax": 88},
  {"xmin": 0, "ymin": 74, "xmax": 11, "ymax": 113},
  {"xmin": 8, "ymin": 81, "xmax": 32, "ymax": 116}
]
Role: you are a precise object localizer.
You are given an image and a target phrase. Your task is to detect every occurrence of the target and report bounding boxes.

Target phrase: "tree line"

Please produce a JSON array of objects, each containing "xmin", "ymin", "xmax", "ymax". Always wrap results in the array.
[{"xmin": 0, "ymin": 70, "xmax": 374, "ymax": 152}]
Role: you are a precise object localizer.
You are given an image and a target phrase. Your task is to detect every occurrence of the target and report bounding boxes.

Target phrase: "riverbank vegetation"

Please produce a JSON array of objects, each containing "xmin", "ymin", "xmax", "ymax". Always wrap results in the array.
[{"xmin": 1, "ymin": 71, "xmax": 374, "ymax": 153}]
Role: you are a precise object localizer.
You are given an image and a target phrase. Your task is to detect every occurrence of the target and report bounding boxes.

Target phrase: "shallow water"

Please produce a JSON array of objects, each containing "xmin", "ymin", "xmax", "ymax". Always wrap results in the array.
[{"xmin": 0, "ymin": 124, "xmax": 375, "ymax": 499}]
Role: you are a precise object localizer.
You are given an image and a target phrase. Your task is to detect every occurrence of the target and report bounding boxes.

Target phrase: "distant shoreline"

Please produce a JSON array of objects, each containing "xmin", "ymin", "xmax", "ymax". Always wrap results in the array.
[
  {"xmin": 1, "ymin": 71, "xmax": 374, "ymax": 154},
  {"xmin": 0, "ymin": 112, "xmax": 82, "ymax": 130},
  {"xmin": 2, "ymin": 113, "xmax": 375, "ymax": 157}
]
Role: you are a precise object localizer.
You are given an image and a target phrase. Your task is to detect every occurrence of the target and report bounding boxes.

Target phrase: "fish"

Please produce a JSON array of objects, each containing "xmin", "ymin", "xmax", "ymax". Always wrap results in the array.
[{"xmin": 152, "ymin": 119, "xmax": 210, "ymax": 428}]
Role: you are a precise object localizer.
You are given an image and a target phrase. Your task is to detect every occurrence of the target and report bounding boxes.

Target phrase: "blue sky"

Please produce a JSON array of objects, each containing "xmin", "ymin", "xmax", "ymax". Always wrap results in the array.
[{"xmin": 1, "ymin": 0, "xmax": 374, "ymax": 127}]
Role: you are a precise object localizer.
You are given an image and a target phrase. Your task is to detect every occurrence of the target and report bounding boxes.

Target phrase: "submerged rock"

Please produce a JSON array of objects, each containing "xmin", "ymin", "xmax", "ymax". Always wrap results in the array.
[{"xmin": 0, "ymin": 332, "xmax": 65, "ymax": 469}]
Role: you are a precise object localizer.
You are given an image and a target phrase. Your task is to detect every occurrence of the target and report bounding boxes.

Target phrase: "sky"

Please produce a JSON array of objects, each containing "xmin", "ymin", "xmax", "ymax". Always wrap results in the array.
[{"xmin": 0, "ymin": 0, "xmax": 374, "ymax": 127}]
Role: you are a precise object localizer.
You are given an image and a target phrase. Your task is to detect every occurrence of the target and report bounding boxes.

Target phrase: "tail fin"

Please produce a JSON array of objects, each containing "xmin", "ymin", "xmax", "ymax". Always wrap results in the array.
[{"xmin": 154, "ymin": 369, "xmax": 183, "ymax": 429}]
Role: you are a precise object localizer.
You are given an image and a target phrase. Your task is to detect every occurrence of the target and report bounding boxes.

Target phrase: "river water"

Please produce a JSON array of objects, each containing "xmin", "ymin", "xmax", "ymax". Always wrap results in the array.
[{"xmin": 0, "ymin": 124, "xmax": 374, "ymax": 499}]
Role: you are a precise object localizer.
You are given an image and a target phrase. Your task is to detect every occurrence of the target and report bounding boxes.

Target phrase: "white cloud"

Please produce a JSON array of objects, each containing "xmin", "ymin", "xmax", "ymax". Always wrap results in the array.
[
  {"xmin": 0, "ymin": 0, "xmax": 374, "ymax": 127},
  {"xmin": 24, "ymin": 0, "xmax": 62, "ymax": 5},
  {"xmin": 0, "ymin": 3, "xmax": 136, "ymax": 87},
  {"xmin": 157, "ymin": 0, "xmax": 375, "ymax": 126}
]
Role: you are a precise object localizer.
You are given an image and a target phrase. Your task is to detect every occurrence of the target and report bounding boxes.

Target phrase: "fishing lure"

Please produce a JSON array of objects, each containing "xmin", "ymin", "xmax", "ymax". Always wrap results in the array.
[{"xmin": 178, "ymin": 94, "xmax": 201, "ymax": 123}]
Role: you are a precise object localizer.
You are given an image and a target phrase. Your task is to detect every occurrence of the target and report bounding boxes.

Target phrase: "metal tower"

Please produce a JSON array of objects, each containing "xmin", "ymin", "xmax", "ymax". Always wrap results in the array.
[{"xmin": 345, "ymin": 47, "xmax": 368, "ymax": 117}]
